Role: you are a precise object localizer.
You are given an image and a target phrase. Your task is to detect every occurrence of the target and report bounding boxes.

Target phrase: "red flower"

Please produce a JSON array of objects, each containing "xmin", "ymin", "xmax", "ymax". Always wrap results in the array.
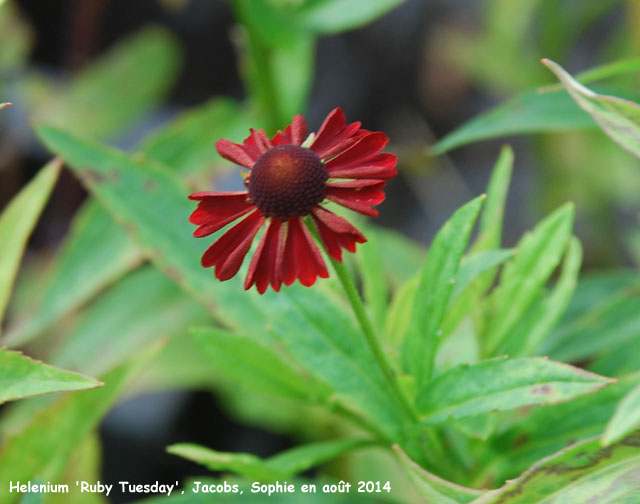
[{"xmin": 189, "ymin": 107, "xmax": 397, "ymax": 293}]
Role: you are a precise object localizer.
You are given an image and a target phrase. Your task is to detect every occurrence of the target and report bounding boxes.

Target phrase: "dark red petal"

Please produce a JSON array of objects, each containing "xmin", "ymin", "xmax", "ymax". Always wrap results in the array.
[
  {"xmin": 324, "ymin": 132, "xmax": 389, "ymax": 170},
  {"xmin": 311, "ymin": 206, "xmax": 366, "ymax": 261},
  {"xmin": 215, "ymin": 139, "xmax": 256, "ymax": 168},
  {"xmin": 326, "ymin": 179, "xmax": 386, "ymax": 189},
  {"xmin": 242, "ymin": 130, "xmax": 265, "ymax": 160},
  {"xmin": 251, "ymin": 128, "xmax": 273, "ymax": 152},
  {"xmin": 289, "ymin": 115, "xmax": 308, "ymax": 145},
  {"xmin": 281, "ymin": 218, "xmax": 328, "ymax": 287},
  {"xmin": 310, "ymin": 108, "xmax": 362, "ymax": 159},
  {"xmin": 274, "ymin": 114, "xmax": 308, "ymax": 146},
  {"xmin": 201, "ymin": 210, "xmax": 265, "ymax": 281},
  {"xmin": 271, "ymin": 130, "xmax": 289, "ymax": 146},
  {"xmin": 327, "ymin": 153, "xmax": 398, "ymax": 180},
  {"xmin": 245, "ymin": 218, "xmax": 284, "ymax": 294},
  {"xmin": 325, "ymin": 183, "xmax": 386, "ymax": 217},
  {"xmin": 310, "ymin": 108, "xmax": 345, "ymax": 154},
  {"xmin": 189, "ymin": 190, "xmax": 248, "ymax": 201},
  {"xmin": 319, "ymin": 122, "xmax": 363, "ymax": 159},
  {"xmin": 189, "ymin": 192, "xmax": 253, "ymax": 237},
  {"xmin": 192, "ymin": 206, "xmax": 254, "ymax": 237}
]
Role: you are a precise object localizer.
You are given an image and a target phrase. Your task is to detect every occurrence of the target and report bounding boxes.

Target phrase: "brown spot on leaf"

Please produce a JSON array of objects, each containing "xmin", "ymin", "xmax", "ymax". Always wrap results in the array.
[
  {"xmin": 165, "ymin": 266, "xmax": 182, "ymax": 283},
  {"xmin": 78, "ymin": 168, "xmax": 120, "ymax": 185},
  {"xmin": 531, "ymin": 384, "xmax": 552, "ymax": 395},
  {"xmin": 144, "ymin": 178, "xmax": 157, "ymax": 192}
]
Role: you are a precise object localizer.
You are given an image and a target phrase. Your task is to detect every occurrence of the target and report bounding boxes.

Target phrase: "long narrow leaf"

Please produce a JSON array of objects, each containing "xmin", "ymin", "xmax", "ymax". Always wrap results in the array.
[
  {"xmin": 483, "ymin": 203, "xmax": 574, "ymax": 356},
  {"xmin": 5, "ymin": 201, "xmax": 141, "ymax": 347},
  {"xmin": 416, "ymin": 357, "xmax": 612, "ymax": 425},
  {"xmin": 8, "ymin": 99, "xmax": 253, "ymax": 347},
  {"xmin": 474, "ymin": 145, "xmax": 513, "ymax": 253},
  {"xmin": 488, "ymin": 374, "xmax": 640, "ymax": 484},
  {"xmin": 168, "ymin": 439, "xmax": 374, "ymax": 481},
  {"xmin": 356, "ymin": 232, "xmax": 388, "ymax": 330},
  {"xmin": 0, "ymin": 350, "xmax": 101, "ymax": 404},
  {"xmin": 543, "ymin": 58, "xmax": 640, "ymax": 159},
  {"xmin": 0, "ymin": 349, "xmax": 159, "ymax": 504},
  {"xmin": 472, "ymin": 428, "xmax": 640, "ymax": 503},
  {"xmin": 402, "ymin": 196, "xmax": 484, "ymax": 387},
  {"xmin": 0, "ymin": 159, "xmax": 61, "ymax": 333},
  {"xmin": 602, "ymin": 382, "xmax": 640, "ymax": 446},
  {"xmin": 393, "ymin": 446, "xmax": 483, "ymax": 504},
  {"xmin": 505, "ymin": 236, "xmax": 582, "ymax": 357},
  {"xmin": 29, "ymin": 28, "xmax": 180, "ymax": 139},
  {"xmin": 192, "ymin": 326, "xmax": 330, "ymax": 402}
]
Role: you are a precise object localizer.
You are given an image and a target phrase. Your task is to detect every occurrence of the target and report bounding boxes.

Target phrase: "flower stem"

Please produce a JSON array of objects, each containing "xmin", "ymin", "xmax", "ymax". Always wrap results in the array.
[{"xmin": 330, "ymin": 258, "xmax": 418, "ymax": 423}]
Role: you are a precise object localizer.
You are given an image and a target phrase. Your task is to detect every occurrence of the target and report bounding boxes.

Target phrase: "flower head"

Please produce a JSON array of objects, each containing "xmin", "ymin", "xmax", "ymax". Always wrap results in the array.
[{"xmin": 189, "ymin": 107, "xmax": 397, "ymax": 293}]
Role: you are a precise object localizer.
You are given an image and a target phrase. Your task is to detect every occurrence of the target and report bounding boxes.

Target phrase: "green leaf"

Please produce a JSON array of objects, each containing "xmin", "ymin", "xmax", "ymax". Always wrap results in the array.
[
  {"xmin": 384, "ymin": 275, "xmax": 417, "ymax": 348},
  {"xmin": 232, "ymin": 1, "xmax": 314, "ymax": 125},
  {"xmin": 430, "ymin": 88, "xmax": 596, "ymax": 155},
  {"xmin": 488, "ymin": 374, "xmax": 640, "ymax": 485},
  {"xmin": 439, "ymin": 249, "xmax": 514, "ymax": 340},
  {"xmin": 0, "ymin": 350, "xmax": 158, "ymax": 504},
  {"xmin": 483, "ymin": 203, "xmax": 574, "ymax": 356},
  {"xmin": 0, "ymin": 159, "xmax": 61, "ymax": 334},
  {"xmin": 544, "ymin": 288, "xmax": 640, "ymax": 365},
  {"xmin": 35, "ymin": 124, "xmax": 411, "ymax": 440},
  {"xmin": 555, "ymin": 270, "xmax": 640, "ymax": 330},
  {"xmin": 602, "ymin": 382, "xmax": 640, "ymax": 446},
  {"xmin": 562, "ymin": 57, "xmax": 640, "ymax": 88},
  {"xmin": 543, "ymin": 58, "xmax": 640, "ymax": 159},
  {"xmin": 49, "ymin": 266, "xmax": 209, "ymax": 377},
  {"xmin": 393, "ymin": 446, "xmax": 482, "ymax": 504},
  {"xmin": 415, "ymin": 357, "xmax": 612, "ymax": 425},
  {"xmin": 270, "ymin": 34, "xmax": 314, "ymax": 121},
  {"xmin": 192, "ymin": 326, "xmax": 329, "ymax": 402},
  {"xmin": 168, "ymin": 439, "xmax": 374, "ymax": 481},
  {"xmin": 262, "ymin": 285, "xmax": 412, "ymax": 439},
  {"xmin": 505, "ymin": 236, "xmax": 582, "ymax": 357},
  {"xmin": 473, "ymin": 429, "xmax": 640, "ymax": 504},
  {"xmin": 356, "ymin": 232, "xmax": 388, "ymax": 330},
  {"xmin": 451, "ymin": 249, "xmax": 514, "ymax": 302},
  {"xmin": 0, "ymin": 349, "xmax": 101, "ymax": 404},
  {"xmin": 9, "ymin": 98, "xmax": 252, "ymax": 347},
  {"xmin": 48, "ymin": 434, "xmax": 103, "ymax": 504},
  {"xmin": 296, "ymin": 0, "xmax": 404, "ymax": 34},
  {"xmin": 474, "ymin": 145, "xmax": 513, "ymax": 253},
  {"xmin": 29, "ymin": 27, "xmax": 180, "ymax": 139},
  {"xmin": 402, "ymin": 195, "xmax": 485, "ymax": 387},
  {"xmin": 136, "ymin": 98, "xmax": 254, "ymax": 185},
  {"xmin": 4, "ymin": 201, "xmax": 142, "ymax": 347},
  {"xmin": 374, "ymin": 225, "xmax": 426, "ymax": 286}
]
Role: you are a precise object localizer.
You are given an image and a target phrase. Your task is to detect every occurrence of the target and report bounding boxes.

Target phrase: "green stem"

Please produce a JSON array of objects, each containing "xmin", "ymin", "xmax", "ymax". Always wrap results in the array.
[
  {"xmin": 330, "ymin": 258, "xmax": 418, "ymax": 423},
  {"xmin": 231, "ymin": 0, "xmax": 280, "ymax": 131}
]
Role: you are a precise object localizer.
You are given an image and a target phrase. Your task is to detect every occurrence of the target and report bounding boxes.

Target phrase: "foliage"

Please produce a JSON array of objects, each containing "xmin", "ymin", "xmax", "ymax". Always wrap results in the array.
[{"xmin": 1, "ymin": 0, "xmax": 640, "ymax": 503}]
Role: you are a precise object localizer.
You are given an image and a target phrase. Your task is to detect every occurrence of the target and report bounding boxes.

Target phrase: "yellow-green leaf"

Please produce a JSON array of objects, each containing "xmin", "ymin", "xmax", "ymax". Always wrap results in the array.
[
  {"xmin": 602, "ymin": 382, "xmax": 640, "ymax": 446},
  {"xmin": 168, "ymin": 439, "xmax": 374, "ymax": 481},
  {"xmin": 416, "ymin": 357, "xmax": 612, "ymax": 425},
  {"xmin": 543, "ymin": 58, "xmax": 640, "ymax": 159},
  {"xmin": 0, "ymin": 350, "xmax": 101, "ymax": 404},
  {"xmin": 0, "ymin": 159, "xmax": 61, "ymax": 334}
]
